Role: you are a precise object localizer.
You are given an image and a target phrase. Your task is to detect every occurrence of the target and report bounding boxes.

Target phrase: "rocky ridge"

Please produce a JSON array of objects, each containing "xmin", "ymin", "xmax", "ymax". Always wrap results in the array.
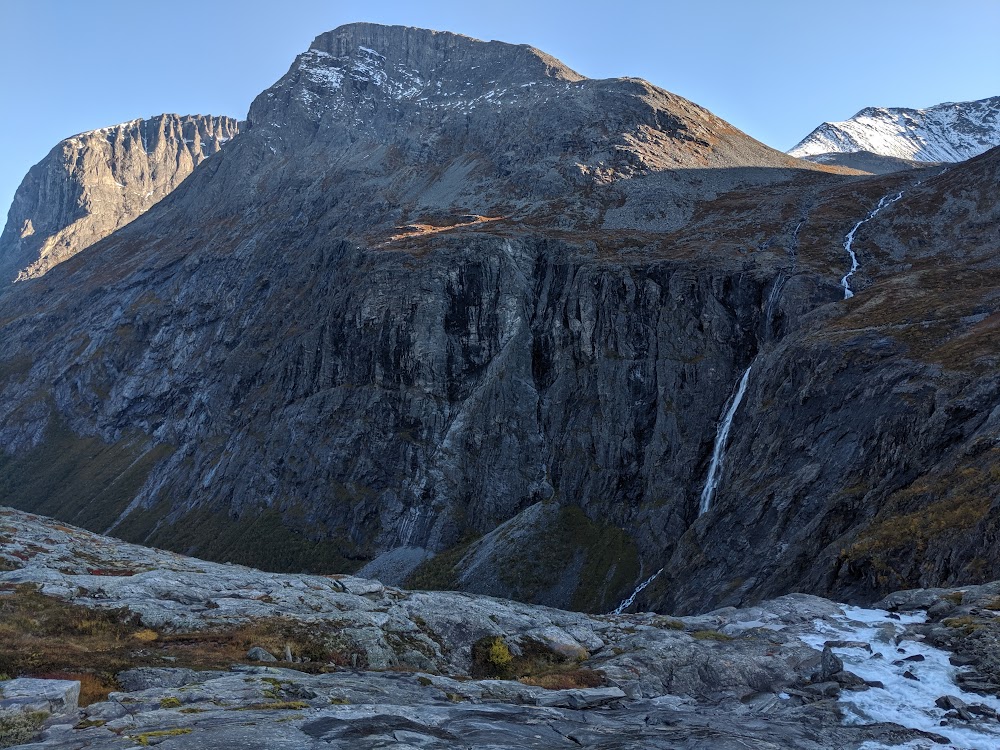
[
  {"xmin": 5, "ymin": 507, "xmax": 1000, "ymax": 749},
  {"xmin": 789, "ymin": 95, "xmax": 1000, "ymax": 166},
  {"xmin": 0, "ymin": 114, "xmax": 238, "ymax": 287}
]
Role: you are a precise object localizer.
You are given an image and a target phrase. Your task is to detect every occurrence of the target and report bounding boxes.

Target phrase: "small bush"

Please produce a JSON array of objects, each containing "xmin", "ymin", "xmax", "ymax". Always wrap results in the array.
[
  {"xmin": 471, "ymin": 636, "xmax": 514, "ymax": 679},
  {"xmin": 0, "ymin": 710, "xmax": 48, "ymax": 749},
  {"xmin": 471, "ymin": 635, "xmax": 605, "ymax": 689},
  {"xmin": 133, "ymin": 629, "xmax": 159, "ymax": 643}
]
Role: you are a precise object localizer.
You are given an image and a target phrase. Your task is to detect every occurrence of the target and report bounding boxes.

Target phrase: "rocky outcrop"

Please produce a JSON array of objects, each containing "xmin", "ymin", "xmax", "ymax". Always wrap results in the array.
[
  {"xmin": 0, "ymin": 113, "xmax": 238, "ymax": 286},
  {"xmin": 0, "ymin": 23, "xmax": 855, "ymax": 611},
  {"xmin": 3, "ymin": 506, "xmax": 998, "ymax": 749}
]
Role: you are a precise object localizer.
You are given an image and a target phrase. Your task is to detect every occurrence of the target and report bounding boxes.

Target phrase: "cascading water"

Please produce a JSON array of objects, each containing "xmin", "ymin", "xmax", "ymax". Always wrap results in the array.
[
  {"xmin": 841, "ymin": 191, "xmax": 904, "ymax": 299},
  {"xmin": 698, "ymin": 365, "xmax": 752, "ymax": 516},
  {"xmin": 610, "ymin": 567, "xmax": 663, "ymax": 615}
]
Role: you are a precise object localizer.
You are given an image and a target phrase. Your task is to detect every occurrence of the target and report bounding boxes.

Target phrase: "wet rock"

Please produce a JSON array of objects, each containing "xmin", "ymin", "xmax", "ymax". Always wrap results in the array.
[
  {"xmin": 803, "ymin": 681, "xmax": 841, "ymax": 698},
  {"xmin": 832, "ymin": 671, "xmax": 869, "ymax": 690},
  {"xmin": 936, "ymin": 694, "xmax": 969, "ymax": 712},
  {"xmin": 820, "ymin": 646, "xmax": 844, "ymax": 681}
]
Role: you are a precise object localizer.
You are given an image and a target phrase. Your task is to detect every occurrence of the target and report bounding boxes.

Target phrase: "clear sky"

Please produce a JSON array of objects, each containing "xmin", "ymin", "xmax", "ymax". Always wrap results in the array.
[{"xmin": 2, "ymin": 0, "xmax": 998, "ymax": 221}]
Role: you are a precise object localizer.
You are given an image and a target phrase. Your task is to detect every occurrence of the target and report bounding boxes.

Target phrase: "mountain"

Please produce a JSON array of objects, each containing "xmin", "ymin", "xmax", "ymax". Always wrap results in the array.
[
  {"xmin": 0, "ymin": 114, "xmax": 239, "ymax": 287},
  {"xmin": 789, "ymin": 96, "xmax": 1000, "ymax": 168},
  {"xmin": 1, "ymin": 23, "xmax": 998, "ymax": 618}
]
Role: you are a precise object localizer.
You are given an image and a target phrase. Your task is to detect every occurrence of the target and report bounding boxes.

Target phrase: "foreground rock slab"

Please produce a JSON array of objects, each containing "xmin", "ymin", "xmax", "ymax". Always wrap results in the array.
[{"xmin": 2, "ymin": 507, "xmax": 998, "ymax": 748}]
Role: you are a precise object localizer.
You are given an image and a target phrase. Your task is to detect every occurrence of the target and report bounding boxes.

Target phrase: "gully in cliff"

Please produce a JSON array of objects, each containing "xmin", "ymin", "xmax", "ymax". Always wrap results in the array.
[{"xmin": 698, "ymin": 365, "xmax": 753, "ymax": 516}]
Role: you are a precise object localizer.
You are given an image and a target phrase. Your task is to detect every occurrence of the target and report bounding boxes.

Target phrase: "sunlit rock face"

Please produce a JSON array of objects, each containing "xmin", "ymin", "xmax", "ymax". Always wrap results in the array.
[{"xmin": 0, "ymin": 114, "xmax": 239, "ymax": 286}]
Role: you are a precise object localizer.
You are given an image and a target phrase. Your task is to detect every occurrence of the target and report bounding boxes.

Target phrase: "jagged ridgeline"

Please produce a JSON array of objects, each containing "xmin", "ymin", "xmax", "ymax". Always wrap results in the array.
[{"xmin": 1, "ymin": 23, "xmax": 1000, "ymax": 615}]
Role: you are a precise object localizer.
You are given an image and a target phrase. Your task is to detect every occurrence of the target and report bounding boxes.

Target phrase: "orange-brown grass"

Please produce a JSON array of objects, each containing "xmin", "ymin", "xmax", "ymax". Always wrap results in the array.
[
  {"xmin": 519, "ymin": 668, "xmax": 605, "ymax": 690},
  {"xmin": 0, "ymin": 585, "xmax": 145, "ymax": 679},
  {"xmin": 31, "ymin": 671, "xmax": 118, "ymax": 707},
  {"xmin": 470, "ymin": 635, "xmax": 605, "ymax": 690},
  {"xmin": 384, "ymin": 215, "xmax": 504, "ymax": 244},
  {"xmin": 0, "ymin": 585, "xmax": 364, "ymax": 693}
]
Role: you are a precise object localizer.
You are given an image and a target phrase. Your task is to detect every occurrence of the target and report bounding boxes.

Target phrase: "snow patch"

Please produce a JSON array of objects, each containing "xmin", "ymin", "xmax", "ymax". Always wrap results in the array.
[
  {"xmin": 800, "ymin": 605, "xmax": 1000, "ymax": 749},
  {"xmin": 790, "ymin": 96, "xmax": 1000, "ymax": 163}
]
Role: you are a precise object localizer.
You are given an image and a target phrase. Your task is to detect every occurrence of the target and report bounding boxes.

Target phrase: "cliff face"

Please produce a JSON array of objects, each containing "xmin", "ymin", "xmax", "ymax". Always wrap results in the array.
[
  {"xmin": 0, "ymin": 114, "xmax": 239, "ymax": 286},
  {"xmin": 0, "ymin": 24, "xmax": 996, "ymax": 615}
]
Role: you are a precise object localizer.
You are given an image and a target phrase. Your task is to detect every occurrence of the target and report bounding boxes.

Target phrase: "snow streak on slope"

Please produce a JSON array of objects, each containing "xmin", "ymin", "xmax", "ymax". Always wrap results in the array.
[{"xmin": 789, "ymin": 96, "xmax": 1000, "ymax": 163}]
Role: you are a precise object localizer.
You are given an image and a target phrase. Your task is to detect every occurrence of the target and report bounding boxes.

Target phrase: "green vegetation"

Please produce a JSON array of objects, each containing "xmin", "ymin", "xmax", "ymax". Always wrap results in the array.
[
  {"xmin": 73, "ymin": 718, "xmax": 107, "ymax": 729},
  {"xmin": 942, "ymin": 615, "xmax": 985, "ymax": 635},
  {"xmin": 0, "ymin": 710, "xmax": 48, "ymax": 749},
  {"xmin": 690, "ymin": 630, "xmax": 733, "ymax": 642},
  {"xmin": 840, "ymin": 453, "xmax": 998, "ymax": 591},
  {"xmin": 239, "ymin": 700, "xmax": 310, "ymax": 711},
  {"xmin": 130, "ymin": 728, "xmax": 192, "ymax": 746},
  {"xmin": 471, "ymin": 636, "xmax": 514, "ymax": 678},
  {"xmin": 407, "ymin": 504, "xmax": 640, "ymax": 614},
  {"xmin": 406, "ymin": 534, "xmax": 478, "ymax": 591},
  {"xmin": 0, "ymin": 415, "xmax": 172, "ymax": 533},
  {"xmin": 115, "ymin": 502, "xmax": 361, "ymax": 575},
  {"xmin": 159, "ymin": 697, "xmax": 182, "ymax": 709},
  {"xmin": 469, "ymin": 635, "xmax": 603, "ymax": 689}
]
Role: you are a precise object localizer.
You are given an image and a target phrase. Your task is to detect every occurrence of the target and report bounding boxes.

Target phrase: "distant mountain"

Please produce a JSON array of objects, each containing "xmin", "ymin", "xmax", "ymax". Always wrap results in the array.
[
  {"xmin": 789, "ymin": 96, "xmax": 1000, "ymax": 167},
  {"xmin": 0, "ymin": 114, "xmax": 238, "ymax": 287}
]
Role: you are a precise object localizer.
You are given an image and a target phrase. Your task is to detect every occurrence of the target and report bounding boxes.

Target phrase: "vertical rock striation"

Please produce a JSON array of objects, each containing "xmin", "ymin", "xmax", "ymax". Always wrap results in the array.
[{"xmin": 0, "ymin": 114, "xmax": 239, "ymax": 286}]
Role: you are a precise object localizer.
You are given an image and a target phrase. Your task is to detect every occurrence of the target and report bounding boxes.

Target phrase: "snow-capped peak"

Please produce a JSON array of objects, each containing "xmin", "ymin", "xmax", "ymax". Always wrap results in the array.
[{"xmin": 789, "ymin": 95, "xmax": 1000, "ymax": 163}]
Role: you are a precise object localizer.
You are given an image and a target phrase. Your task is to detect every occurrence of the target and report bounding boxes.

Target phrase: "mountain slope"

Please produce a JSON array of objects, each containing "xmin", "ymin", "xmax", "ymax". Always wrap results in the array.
[
  {"xmin": 2, "ymin": 23, "xmax": 997, "ymax": 617},
  {"xmin": 0, "ymin": 114, "xmax": 238, "ymax": 287},
  {"xmin": 789, "ymin": 96, "xmax": 1000, "ymax": 164}
]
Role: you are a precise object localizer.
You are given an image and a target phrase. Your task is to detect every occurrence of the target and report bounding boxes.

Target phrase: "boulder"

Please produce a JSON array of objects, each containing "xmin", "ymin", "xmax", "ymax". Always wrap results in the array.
[
  {"xmin": 246, "ymin": 646, "xmax": 278, "ymax": 663},
  {"xmin": 0, "ymin": 678, "xmax": 80, "ymax": 715}
]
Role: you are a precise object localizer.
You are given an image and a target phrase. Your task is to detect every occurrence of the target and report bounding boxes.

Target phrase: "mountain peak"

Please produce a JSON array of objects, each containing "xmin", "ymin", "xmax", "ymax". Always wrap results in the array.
[
  {"xmin": 308, "ymin": 23, "xmax": 585, "ymax": 87},
  {"xmin": 789, "ymin": 95, "xmax": 1000, "ymax": 164}
]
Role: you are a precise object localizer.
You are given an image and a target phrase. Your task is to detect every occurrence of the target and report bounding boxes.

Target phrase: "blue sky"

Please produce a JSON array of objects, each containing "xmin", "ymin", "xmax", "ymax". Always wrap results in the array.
[{"xmin": 2, "ymin": 0, "xmax": 998, "ymax": 220}]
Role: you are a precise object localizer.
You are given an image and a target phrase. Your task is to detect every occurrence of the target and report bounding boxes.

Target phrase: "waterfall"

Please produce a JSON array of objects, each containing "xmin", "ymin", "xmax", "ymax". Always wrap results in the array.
[
  {"xmin": 841, "ymin": 191, "xmax": 904, "ymax": 299},
  {"xmin": 610, "ymin": 568, "xmax": 663, "ymax": 615},
  {"xmin": 698, "ymin": 365, "xmax": 752, "ymax": 516}
]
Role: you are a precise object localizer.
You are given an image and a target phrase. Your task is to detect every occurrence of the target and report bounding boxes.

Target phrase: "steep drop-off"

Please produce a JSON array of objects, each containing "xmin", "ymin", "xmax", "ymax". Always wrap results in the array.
[{"xmin": 0, "ymin": 23, "xmax": 996, "ymax": 615}]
